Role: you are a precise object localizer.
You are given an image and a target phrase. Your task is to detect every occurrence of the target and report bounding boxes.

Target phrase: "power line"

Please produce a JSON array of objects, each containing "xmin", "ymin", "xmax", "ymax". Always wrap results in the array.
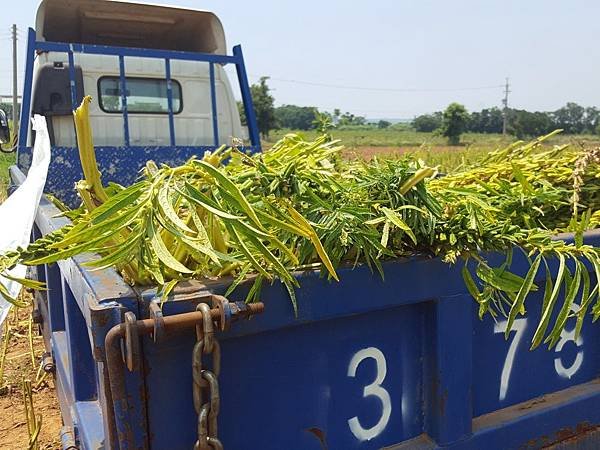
[
  {"xmin": 251, "ymin": 74, "xmax": 505, "ymax": 93},
  {"xmin": 273, "ymin": 101, "xmax": 419, "ymax": 115}
]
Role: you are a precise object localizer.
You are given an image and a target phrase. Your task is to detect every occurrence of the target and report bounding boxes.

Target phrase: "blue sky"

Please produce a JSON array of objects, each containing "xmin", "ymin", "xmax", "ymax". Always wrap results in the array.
[{"xmin": 1, "ymin": 0, "xmax": 599, "ymax": 118}]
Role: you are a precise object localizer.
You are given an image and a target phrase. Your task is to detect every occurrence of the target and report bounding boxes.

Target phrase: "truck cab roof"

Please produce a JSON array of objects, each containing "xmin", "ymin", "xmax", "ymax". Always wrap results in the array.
[{"xmin": 35, "ymin": 0, "xmax": 227, "ymax": 54}]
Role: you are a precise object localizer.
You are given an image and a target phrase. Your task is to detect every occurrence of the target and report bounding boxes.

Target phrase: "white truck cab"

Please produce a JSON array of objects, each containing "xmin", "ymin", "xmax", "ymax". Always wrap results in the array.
[{"xmin": 30, "ymin": 0, "xmax": 245, "ymax": 147}]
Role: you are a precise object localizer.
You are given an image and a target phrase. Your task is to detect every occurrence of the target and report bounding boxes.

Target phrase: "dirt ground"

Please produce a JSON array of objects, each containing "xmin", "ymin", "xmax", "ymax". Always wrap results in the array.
[{"xmin": 0, "ymin": 296, "xmax": 62, "ymax": 450}]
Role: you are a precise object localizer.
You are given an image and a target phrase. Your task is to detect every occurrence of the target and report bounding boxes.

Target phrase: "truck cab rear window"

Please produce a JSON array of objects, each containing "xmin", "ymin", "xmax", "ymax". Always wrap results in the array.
[{"xmin": 98, "ymin": 77, "xmax": 182, "ymax": 114}]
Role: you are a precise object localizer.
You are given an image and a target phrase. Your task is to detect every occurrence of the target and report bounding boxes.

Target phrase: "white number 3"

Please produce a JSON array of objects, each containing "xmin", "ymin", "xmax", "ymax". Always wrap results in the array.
[{"xmin": 347, "ymin": 347, "xmax": 392, "ymax": 441}]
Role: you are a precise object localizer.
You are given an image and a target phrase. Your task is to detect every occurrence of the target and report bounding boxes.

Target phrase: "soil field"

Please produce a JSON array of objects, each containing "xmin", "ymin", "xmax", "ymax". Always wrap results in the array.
[{"xmin": 0, "ymin": 302, "xmax": 61, "ymax": 450}]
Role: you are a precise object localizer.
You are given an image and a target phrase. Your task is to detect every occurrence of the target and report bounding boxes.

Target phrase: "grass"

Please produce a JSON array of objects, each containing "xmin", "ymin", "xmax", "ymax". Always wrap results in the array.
[
  {"xmin": 0, "ymin": 118, "xmax": 17, "ymax": 200},
  {"xmin": 0, "ymin": 152, "xmax": 16, "ymax": 201},
  {"xmin": 392, "ymin": 146, "xmax": 494, "ymax": 173},
  {"xmin": 266, "ymin": 127, "xmax": 600, "ymax": 148},
  {"xmin": 267, "ymin": 128, "xmax": 512, "ymax": 148}
]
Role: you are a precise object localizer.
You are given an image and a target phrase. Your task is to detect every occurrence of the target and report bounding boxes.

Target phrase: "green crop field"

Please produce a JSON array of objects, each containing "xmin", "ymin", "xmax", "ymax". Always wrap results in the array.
[
  {"xmin": 265, "ymin": 127, "xmax": 600, "ymax": 172},
  {"xmin": 267, "ymin": 128, "xmax": 511, "ymax": 148},
  {"xmin": 267, "ymin": 127, "xmax": 600, "ymax": 148}
]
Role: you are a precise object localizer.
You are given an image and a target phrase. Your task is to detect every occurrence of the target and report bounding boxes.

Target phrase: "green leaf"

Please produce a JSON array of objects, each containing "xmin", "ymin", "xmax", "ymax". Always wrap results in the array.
[
  {"xmin": 285, "ymin": 204, "xmax": 339, "ymax": 281},
  {"xmin": 0, "ymin": 279, "xmax": 28, "ymax": 307},
  {"xmin": 0, "ymin": 273, "xmax": 46, "ymax": 290},
  {"xmin": 236, "ymin": 226, "xmax": 296, "ymax": 286},
  {"xmin": 462, "ymin": 264, "xmax": 482, "ymax": 303},
  {"xmin": 89, "ymin": 181, "xmax": 145, "ymax": 224},
  {"xmin": 157, "ymin": 184, "xmax": 194, "ymax": 234},
  {"xmin": 269, "ymin": 237, "xmax": 300, "ymax": 266},
  {"xmin": 245, "ymin": 274, "xmax": 264, "ymax": 303},
  {"xmin": 148, "ymin": 219, "xmax": 193, "ymax": 274},
  {"xmin": 547, "ymin": 260, "xmax": 582, "ymax": 347},
  {"xmin": 511, "ymin": 163, "xmax": 532, "ymax": 194},
  {"xmin": 539, "ymin": 260, "xmax": 554, "ymax": 319},
  {"xmin": 255, "ymin": 208, "xmax": 309, "ymax": 237},
  {"xmin": 364, "ymin": 217, "xmax": 386, "ymax": 226},
  {"xmin": 158, "ymin": 279, "xmax": 178, "ymax": 304},
  {"xmin": 181, "ymin": 183, "xmax": 243, "ymax": 220},
  {"xmin": 531, "ymin": 253, "xmax": 566, "ymax": 349},
  {"xmin": 380, "ymin": 221, "xmax": 390, "ymax": 248},
  {"xmin": 53, "ymin": 206, "xmax": 140, "ymax": 249},
  {"xmin": 575, "ymin": 262, "xmax": 592, "ymax": 340},
  {"xmin": 399, "ymin": 167, "xmax": 435, "ymax": 195},
  {"xmin": 283, "ymin": 277, "xmax": 299, "ymax": 317},
  {"xmin": 505, "ymin": 254, "xmax": 541, "ymax": 339},
  {"xmin": 194, "ymin": 160, "xmax": 263, "ymax": 229},
  {"xmin": 228, "ymin": 216, "xmax": 272, "ymax": 239},
  {"xmin": 590, "ymin": 255, "xmax": 600, "ymax": 321},
  {"xmin": 140, "ymin": 243, "xmax": 165, "ymax": 285},
  {"xmin": 225, "ymin": 264, "xmax": 252, "ymax": 297},
  {"xmin": 477, "ymin": 265, "xmax": 537, "ymax": 293},
  {"xmin": 226, "ymin": 225, "xmax": 271, "ymax": 280},
  {"xmin": 181, "ymin": 209, "xmax": 220, "ymax": 264},
  {"xmin": 25, "ymin": 232, "xmax": 112, "ymax": 265},
  {"xmin": 83, "ymin": 233, "xmax": 141, "ymax": 270},
  {"xmin": 380, "ymin": 207, "xmax": 417, "ymax": 244}
]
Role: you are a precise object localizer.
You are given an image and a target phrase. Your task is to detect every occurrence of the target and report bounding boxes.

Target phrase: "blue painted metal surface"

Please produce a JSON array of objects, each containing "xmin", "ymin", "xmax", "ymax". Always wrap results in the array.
[
  {"xmin": 67, "ymin": 50, "xmax": 78, "ymax": 109},
  {"xmin": 209, "ymin": 62, "xmax": 220, "ymax": 146},
  {"xmin": 164, "ymin": 59, "xmax": 176, "ymax": 147},
  {"xmin": 118, "ymin": 55, "xmax": 130, "ymax": 147},
  {"xmin": 35, "ymin": 40, "xmax": 241, "ymax": 65},
  {"xmin": 18, "ymin": 27, "xmax": 36, "ymax": 148},
  {"xmin": 234, "ymin": 45, "xmax": 261, "ymax": 147}
]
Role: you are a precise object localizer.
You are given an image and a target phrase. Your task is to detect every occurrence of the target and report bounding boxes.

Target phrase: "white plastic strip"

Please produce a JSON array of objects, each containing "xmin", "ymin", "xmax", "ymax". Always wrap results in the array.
[{"xmin": 0, "ymin": 115, "xmax": 51, "ymax": 326}]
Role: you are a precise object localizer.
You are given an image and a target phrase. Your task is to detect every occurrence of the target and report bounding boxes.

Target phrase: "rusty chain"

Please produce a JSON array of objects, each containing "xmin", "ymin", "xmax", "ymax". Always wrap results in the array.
[{"xmin": 193, "ymin": 302, "xmax": 223, "ymax": 450}]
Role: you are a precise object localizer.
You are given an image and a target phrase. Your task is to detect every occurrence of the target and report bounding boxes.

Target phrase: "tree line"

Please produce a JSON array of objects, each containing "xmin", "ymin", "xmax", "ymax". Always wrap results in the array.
[
  {"xmin": 5, "ymin": 75, "xmax": 595, "ymax": 143},
  {"xmin": 414, "ymin": 103, "xmax": 600, "ymax": 138},
  {"xmin": 242, "ymin": 77, "xmax": 600, "ymax": 142},
  {"xmin": 238, "ymin": 77, "xmax": 387, "ymax": 138}
]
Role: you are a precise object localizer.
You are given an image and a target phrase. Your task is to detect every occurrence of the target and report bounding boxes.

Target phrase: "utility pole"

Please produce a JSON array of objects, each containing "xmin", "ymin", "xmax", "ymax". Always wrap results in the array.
[
  {"xmin": 11, "ymin": 24, "xmax": 18, "ymax": 136},
  {"xmin": 502, "ymin": 77, "xmax": 510, "ymax": 135}
]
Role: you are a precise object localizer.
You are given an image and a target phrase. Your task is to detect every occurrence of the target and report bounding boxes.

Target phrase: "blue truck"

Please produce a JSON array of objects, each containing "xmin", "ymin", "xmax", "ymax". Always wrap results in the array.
[{"xmin": 6, "ymin": 0, "xmax": 600, "ymax": 449}]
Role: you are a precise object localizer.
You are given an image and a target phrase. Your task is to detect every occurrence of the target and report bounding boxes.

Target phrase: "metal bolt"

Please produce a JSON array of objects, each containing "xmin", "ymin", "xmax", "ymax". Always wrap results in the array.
[{"xmin": 41, "ymin": 352, "xmax": 55, "ymax": 373}]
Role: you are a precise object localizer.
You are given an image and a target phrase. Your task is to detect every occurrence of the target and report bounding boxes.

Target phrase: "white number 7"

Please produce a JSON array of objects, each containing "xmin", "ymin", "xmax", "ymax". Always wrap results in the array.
[{"xmin": 494, "ymin": 318, "xmax": 527, "ymax": 401}]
